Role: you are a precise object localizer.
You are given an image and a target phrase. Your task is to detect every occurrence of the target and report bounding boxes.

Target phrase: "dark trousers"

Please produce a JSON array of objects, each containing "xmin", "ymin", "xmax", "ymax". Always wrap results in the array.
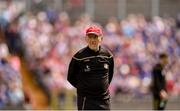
[
  {"xmin": 153, "ymin": 96, "xmax": 167, "ymax": 110},
  {"xmin": 77, "ymin": 96, "xmax": 110, "ymax": 110}
]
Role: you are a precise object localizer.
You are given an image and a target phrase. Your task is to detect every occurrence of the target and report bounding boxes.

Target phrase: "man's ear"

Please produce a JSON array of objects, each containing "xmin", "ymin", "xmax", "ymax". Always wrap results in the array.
[{"xmin": 99, "ymin": 36, "xmax": 103, "ymax": 41}]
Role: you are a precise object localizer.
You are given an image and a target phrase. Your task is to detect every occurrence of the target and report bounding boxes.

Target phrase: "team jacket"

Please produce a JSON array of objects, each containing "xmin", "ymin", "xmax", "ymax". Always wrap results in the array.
[
  {"xmin": 151, "ymin": 63, "xmax": 167, "ymax": 97},
  {"xmin": 67, "ymin": 46, "xmax": 114, "ymax": 100}
]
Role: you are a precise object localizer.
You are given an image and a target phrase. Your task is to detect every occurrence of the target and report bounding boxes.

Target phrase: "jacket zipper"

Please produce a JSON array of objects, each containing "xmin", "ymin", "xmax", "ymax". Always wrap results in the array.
[{"xmin": 82, "ymin": 97, "xmax": 86, "ymax": 110}]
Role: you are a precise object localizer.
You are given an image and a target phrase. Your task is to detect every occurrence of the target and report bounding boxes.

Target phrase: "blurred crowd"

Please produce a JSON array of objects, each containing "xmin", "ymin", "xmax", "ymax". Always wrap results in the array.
[{"xmin": 0, "ymin": 4, "xmax": 180, "ymax": 109}]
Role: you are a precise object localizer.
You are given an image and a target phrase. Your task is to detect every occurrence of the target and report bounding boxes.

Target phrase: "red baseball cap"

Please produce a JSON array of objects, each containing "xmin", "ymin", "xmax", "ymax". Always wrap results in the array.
[{"xmin": 86, "ymin": 25, "xmax": 103, "ymax": 36}]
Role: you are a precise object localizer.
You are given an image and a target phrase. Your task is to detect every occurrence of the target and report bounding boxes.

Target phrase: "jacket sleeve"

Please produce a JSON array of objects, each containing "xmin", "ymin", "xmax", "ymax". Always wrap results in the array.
[
  {"xmin": 108, "ymin": 57, "xmax": 114, "ymax": 84},
  {"xmin": 67, "ymin": 57, "xmax": 79, "ymax": 88}
]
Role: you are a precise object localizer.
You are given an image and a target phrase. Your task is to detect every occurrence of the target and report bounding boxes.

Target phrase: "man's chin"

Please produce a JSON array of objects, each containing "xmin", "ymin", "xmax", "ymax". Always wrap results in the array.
[{"xmin": 89, "ymin": 46, "xmax": 98, "ymax": 51}]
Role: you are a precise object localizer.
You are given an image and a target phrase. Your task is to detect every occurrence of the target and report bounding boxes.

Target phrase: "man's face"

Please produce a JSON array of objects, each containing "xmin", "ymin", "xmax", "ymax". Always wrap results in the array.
[
  {"xmin": 86, "ymin": 34, "xmax": 102, "ymax": 51},
  {"xmin": 163, "ymin": 57, "xmax": 169, "ymax": 65},
  {"xmin": 161, "ymin": 57, "xmax": 169, "ymax": 66}
]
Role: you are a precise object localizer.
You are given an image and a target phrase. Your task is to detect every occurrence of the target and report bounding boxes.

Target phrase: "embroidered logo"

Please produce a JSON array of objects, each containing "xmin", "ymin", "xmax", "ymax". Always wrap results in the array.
[
  {"xmin": 84, "ymin": 65, "xmax": 90, "ymax": 72},
  {"xmin": 104, "ymin": 63, "xmax": 108, "ymax": 69}
]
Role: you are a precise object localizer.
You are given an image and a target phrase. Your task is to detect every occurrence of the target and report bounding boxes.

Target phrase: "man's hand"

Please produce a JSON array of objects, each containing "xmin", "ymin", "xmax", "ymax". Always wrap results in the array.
[{"xmin": 160, "ymin": 90, "xmax": 168, "ymax": 100}]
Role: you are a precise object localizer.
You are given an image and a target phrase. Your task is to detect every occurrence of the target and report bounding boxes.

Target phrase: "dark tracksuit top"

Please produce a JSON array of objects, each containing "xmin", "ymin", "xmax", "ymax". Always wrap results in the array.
[
  {"xmin": 67, "ymin": 46, "xmax": 114, "ymax": 110},
  {"xmin": 151, "ymin": 63, "xmax": 166, "ymax": 97},
  {"xmin": 151, "ymin": 63, "xmax": 167, "ymax": 110}
]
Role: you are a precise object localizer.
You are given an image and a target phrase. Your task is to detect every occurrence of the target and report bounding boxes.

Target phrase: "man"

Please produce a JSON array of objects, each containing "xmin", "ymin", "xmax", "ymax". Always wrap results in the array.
[
  {"xmin": 67, "ymin": 25, "xmax": 114, "ymax": 110},
  {"xmin": 151, "ymin": 53, "xmax": 169, "ymax": 110}
]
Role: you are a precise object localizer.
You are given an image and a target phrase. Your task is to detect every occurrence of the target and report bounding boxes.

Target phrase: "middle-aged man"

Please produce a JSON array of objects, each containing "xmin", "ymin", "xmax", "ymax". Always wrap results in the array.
[{"xmin": 67, "ymin": 25, "xmax": 114, "ymax": 110}]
